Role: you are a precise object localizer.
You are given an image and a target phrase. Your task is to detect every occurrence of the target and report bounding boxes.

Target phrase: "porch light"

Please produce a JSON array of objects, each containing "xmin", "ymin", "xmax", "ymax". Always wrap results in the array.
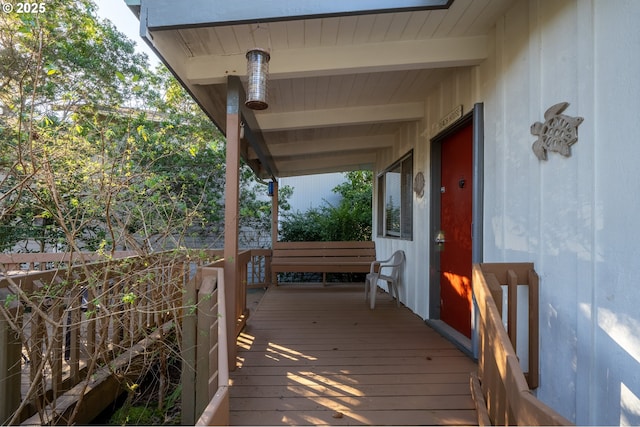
[{"xmin": 245, "ymin": 48, "xmax": 270, "ymax": 110}]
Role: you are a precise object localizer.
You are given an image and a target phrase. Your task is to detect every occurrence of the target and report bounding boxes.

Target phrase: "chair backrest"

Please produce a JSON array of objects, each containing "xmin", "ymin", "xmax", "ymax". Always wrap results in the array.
[{"xmin": 389, "ymin": 250, "xmax": 405, "ymax": 281}]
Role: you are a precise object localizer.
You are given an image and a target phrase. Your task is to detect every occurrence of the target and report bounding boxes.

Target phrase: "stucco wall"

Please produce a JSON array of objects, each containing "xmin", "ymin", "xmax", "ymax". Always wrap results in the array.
[{"xmin": 375, "ymin": 0, "xmax": 640, "ymax": 424}]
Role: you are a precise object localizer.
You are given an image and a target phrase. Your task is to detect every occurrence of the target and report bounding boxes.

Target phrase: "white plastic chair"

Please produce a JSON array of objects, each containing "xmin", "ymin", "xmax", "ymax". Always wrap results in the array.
[{"xmin": 365, "ymin": 250, "xmax": 405, "ymax": 309}]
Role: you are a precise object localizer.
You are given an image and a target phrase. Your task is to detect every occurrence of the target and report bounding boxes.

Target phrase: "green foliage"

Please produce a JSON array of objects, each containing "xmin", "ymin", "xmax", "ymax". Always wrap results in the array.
[
  {"xmin": 110, "ymin": 405, "xmax": 166, "ymax": 426},
  {"xmin": 0, "ymin": 1, "xmax": 286, "ymax": 253},
  {"xmin": 280, "ymin": 171, "xmax": 373, "ymax": 242},
  {"xmin": 122, "ymin": 292, "xmax": 137, "ymax": 305},
  {"xmin": 1, "ymin": 1, "xmax": 151, "ymax": 251},
  {"xmin": 279, "ymin": 208, "xmax": 327, "ymax": 242}
]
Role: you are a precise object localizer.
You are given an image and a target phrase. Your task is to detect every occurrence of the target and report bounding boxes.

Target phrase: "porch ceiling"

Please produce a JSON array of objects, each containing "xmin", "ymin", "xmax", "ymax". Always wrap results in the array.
[{"xmin": 129, "ymin": 0, "xmax": 514, "ymax": 179}]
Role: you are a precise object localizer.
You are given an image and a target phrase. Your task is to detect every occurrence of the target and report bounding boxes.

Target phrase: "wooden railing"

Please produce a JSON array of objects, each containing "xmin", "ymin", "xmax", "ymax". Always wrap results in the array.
[
  {"xmin": 181, "ymin": 263, "xmax": 228, "ymax": 426},
  {"xmin": 472, "ymin": 263, "xmax": 573, "ymax": 426},
  {"xmin": 0, "ymin": 248, "xmax": 271, "ymax": 425},
  {"xmin": 0, "ymin": 251, "xmax": 197, "ymax": 424},
  {"xmin": 244, "ymin": 248, "xmax": 271, "ymax": 288},
  {"xmin": 179, "ymin": 249, "xmax": 271, "ymax": 425},
  {"xmin": 0, "ymin": 251, "xmax": 136, "ymax": 273}
]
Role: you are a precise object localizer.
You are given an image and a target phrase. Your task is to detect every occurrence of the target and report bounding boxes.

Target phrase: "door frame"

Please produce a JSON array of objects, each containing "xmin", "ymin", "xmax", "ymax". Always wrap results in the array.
[{"xmin": 428, "ymin": 102, "xmax": 484, "ymax": 354}]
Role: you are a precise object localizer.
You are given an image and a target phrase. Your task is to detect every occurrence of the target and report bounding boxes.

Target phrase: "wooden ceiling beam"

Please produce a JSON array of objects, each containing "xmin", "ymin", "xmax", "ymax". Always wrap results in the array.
[
  {"xmin": 255, "ymin": 102, "xmax": 424, "ymax": 131},
  {"xmin": 247, "ymin": 135, "xmax": 393, "ymax": 159},
  {"xmin": 185, "ymin": 36, "xmax": 488, "ymax": 85},
  {"xmin": 274, "ymin": 152, "xmax": 377, "ymax": 177}
]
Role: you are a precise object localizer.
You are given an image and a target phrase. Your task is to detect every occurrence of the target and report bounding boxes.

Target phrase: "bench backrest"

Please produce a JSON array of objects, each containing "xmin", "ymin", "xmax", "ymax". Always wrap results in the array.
[{"xmin": 272, "ymin": 241, "xmax": 375, "ymax": 260}]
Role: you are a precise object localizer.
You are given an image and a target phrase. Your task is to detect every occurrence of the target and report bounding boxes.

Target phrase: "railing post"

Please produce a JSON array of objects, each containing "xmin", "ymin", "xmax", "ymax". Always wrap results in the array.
[
  {"xmin": 527, "ymin": 268, "xmax": 540, "ymax": 389},
  {"xmin": 236, "ymin": 251, "xmax": 249, "ymax": 334},
  {"xmin": 181, "ymin": 269, "xmax": 198, "ymax": 425},
  {"xmin": 196, "ymin": 268, "xmax": 219, "ymax": 419},
  {"xmin": 194, "ymin": 267, "xmax": 230, "ymax": 426},
  {"xmin": 0, "ymin": 291, "xmax": 22, "ymax": 424},
  {"xmin": 265, "ymin": 251, "xmax": 272, "ymax": 287}
]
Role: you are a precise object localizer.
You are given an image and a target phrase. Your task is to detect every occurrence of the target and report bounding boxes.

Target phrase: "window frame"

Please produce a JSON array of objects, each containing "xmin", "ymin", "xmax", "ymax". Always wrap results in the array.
[{"xmin": 377, "ymin": 151, "xmax": 413, "ymax": 240}]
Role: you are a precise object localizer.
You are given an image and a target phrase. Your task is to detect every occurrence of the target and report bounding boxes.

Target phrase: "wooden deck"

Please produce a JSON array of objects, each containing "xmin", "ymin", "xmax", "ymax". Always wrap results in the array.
[{"xmin": 230, "ymin": 285, "xmax": 478, "ymax": 426}]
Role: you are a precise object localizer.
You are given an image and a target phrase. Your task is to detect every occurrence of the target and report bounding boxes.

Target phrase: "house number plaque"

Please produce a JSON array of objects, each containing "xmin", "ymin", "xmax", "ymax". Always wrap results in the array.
[{"xmin": 434, "ymin": 105, "xmax": 463, "ymax": 135}]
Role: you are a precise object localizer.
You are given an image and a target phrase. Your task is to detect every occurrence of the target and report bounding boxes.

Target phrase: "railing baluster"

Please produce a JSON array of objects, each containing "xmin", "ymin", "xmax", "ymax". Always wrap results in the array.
[
  {"xmin": 0, "ymin": 292, "xmax": 22, "ymax": 424},
  {"xmin": 507, "ymin": 269, "xmax": 518, "ymax": 350},
  {"xmin": 128, "ymin": 291, "xmax": 135, "ymax": 345},
  {"xmin": 159, "ymin": 262, "xmax": 164, "ymax": 323},
  {"xmin": 111, "ymin": 275, "xmax": 122, "ymax": 348},
  {"xmin": 153, "ymin": 266, "xmax": 161, "ymax": 328},
  {"xmin": 67, "ymin": 289, "xmax": 80, "ymax": 383},
  {"xmin": 51, "ymin": 300, "xmax": 63, "ymax": 401},
  {"xmin": 30, "ymin": 281, "xmax": 45, "ymax": 388},
  {"xmin": 85, "ymin": 283, "xmax": 96, "ymax": 358},
  {"xmin": 527, "ymin": 269, "xmax": 540, "ymax": 389}
]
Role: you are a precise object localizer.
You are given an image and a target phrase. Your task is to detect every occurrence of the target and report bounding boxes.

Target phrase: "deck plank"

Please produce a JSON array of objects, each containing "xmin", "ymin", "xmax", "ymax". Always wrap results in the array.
[{"xmin": 230, "ymin": 285, "xmax": 478, "ymax": 426}]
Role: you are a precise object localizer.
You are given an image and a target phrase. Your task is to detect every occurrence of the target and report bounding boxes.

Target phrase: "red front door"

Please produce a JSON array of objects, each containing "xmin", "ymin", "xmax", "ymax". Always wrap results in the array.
[{"xmin": 439, "ymin": 122, "xmax": 473, "ymax": 338}]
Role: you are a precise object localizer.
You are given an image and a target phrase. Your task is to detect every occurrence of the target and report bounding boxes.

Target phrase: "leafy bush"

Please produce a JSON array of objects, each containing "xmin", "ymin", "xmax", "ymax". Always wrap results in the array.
[
  {"xmin": 280, "ymin": 171, "xmax": 372, "ymax": 242},
  {"xmin": 0, "ymin": 1, "xmax": 288, "ymax": 253}
]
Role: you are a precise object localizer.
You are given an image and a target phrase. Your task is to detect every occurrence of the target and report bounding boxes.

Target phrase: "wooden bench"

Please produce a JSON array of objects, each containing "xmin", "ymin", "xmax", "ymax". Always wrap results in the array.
[{"xmin": 271, "ymin": 241, "xmax": 376, "ymax": 285}]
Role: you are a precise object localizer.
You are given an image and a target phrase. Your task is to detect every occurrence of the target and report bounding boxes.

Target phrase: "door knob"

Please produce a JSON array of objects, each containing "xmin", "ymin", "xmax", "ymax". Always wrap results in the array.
[{"xmin": 435, "ymin": 231, "xmax": 446, "ymax": 251}]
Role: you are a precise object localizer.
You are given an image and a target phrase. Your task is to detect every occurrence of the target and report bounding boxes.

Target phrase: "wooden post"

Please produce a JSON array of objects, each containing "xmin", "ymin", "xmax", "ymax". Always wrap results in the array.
[
  {"xmin": 224, "ymin": 76, "xmax": 241, "ymax": 371},
  {"xmin": 271, "ymin": 179, "xmax": 278, "ymax": 246},
  {"xmin": 0, "ymin": 292, "xmax": 22, "ymax": 424},
  {"xmin": 271, "ymin": 180, "xmax": 278, "ymax": 285}
]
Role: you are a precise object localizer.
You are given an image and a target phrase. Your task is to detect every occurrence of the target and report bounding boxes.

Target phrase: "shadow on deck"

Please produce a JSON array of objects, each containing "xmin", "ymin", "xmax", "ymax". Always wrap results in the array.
[{"xmin": 230, "ymin": 285, "xmax": 478, "ymax": 426}]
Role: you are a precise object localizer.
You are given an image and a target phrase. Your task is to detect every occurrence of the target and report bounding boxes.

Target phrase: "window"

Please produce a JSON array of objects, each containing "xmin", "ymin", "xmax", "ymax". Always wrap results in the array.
[{"xmin": 377, "ymin": 152, "xmax": 413, "ymax": 239}]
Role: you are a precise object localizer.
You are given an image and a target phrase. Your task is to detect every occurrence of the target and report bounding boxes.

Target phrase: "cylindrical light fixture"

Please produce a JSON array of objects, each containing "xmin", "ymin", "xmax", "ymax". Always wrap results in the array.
[{"xmin": 245, "ymin": 48, "xmax": 270, "ymax": 110}]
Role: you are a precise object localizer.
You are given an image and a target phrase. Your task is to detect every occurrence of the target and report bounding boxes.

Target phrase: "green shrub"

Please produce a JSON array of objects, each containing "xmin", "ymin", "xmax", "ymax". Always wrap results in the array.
[{"xmin": 280, "ymin": 171, "xmax": 372, "ymax": 242}]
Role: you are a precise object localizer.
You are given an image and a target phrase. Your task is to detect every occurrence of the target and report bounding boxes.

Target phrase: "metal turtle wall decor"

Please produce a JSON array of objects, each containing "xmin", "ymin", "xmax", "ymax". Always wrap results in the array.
[{"xmin": 531, "ymin": 102, "xmax": 583, "ymax": 160}]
